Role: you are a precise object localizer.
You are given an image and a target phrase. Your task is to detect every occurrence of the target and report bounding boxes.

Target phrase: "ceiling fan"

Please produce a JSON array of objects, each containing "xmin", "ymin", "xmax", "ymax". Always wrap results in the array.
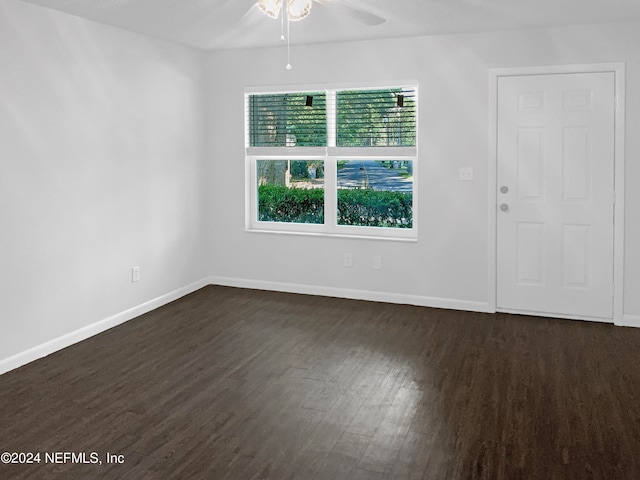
[
  {"xmin": 255, "ymin": 0, "xmax": 386, "ymax": 26},
  {"xmin": 248, "ymin": 0, "xmax": 385, "ymax": 69}
]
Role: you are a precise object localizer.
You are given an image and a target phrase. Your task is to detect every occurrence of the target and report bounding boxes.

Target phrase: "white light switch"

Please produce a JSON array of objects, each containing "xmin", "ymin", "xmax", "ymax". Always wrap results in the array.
[{"xmin": 459, "ymin": 167, "xmax": 473, "ymax": 181}]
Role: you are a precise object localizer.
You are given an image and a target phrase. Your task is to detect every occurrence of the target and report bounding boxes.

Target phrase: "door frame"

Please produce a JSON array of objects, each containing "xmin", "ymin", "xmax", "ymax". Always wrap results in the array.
[{"xmin": 488, "ymin": 63, "xmax": 626, "ymax": 324}]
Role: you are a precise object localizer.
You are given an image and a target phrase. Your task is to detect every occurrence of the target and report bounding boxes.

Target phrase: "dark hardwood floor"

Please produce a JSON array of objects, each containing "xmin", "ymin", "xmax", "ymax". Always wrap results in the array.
[{"xmin": 1, "ymin": 285, "xmax": 640, "ymax": 479}]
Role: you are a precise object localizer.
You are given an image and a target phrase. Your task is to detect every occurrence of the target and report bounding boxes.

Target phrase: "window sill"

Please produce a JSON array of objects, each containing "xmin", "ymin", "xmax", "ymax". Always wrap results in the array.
[{"xmin": 245, "ymin": 227, "xmax": 418, "ymax": 243}]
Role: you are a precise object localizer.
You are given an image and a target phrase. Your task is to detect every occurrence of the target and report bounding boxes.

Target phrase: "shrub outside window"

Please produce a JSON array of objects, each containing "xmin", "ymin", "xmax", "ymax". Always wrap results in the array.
[
  {"xmin": 337, "ymin": 160, "xmax": 413, "ymax": 229},
  {"xmin": 246, "ymin": 85, "xmax": 417, "ymax": 239},
  {"xmin": 257, "ymin": 160, "xmax": 324, "ymax": 224}
]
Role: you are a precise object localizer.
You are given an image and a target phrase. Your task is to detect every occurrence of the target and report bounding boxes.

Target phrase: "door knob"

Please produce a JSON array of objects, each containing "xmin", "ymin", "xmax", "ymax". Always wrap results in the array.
[
  {"xmin": 500, "ymin": 186, "xmax": 509, "ymax": 194},
  {"xmin": 499, "ymin": 203, "xmax": 509, "ymax": 212}
]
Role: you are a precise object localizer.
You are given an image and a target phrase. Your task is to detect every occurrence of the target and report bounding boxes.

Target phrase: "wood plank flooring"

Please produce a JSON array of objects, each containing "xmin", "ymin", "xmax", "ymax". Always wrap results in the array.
[{"xmin": 1, "ymin": 285, "xmax": 640, "ymax": 479}]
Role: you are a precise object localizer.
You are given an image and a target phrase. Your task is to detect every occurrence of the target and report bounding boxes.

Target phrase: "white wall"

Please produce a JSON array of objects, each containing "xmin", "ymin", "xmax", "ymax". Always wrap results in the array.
[
  {"xmin": 205, "ymin": 23, "xmax": 640, "ymax": 322},
  {"xmin": 0, "ymin": 0, "xmax": 208, "ymax": 369}
]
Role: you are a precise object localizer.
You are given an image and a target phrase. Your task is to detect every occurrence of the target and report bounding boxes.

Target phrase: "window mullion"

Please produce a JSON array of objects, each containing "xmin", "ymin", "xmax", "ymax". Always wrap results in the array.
[
  {"xmin": 323, "ymin": 155, "xmax": 337, "ymax": 232},
  {"xmin": 326, "ymin": 89, "xmax": 336, "ymax": 148},
  {"xmin": 325, "ymin": 90, "xmax": 336, "ymax": 231}
]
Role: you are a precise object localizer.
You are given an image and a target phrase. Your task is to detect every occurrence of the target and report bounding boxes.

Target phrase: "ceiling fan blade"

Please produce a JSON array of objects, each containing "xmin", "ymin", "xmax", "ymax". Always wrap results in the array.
[{"xmin": 321, "ymin": 0, "xmax": 386, "ymax": 26}]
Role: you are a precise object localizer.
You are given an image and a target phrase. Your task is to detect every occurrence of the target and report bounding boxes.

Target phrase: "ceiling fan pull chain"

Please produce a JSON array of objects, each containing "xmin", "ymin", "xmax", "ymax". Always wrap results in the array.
[
  {"xmin": 280, "ymin": 1, "xmax": 285, "ymax": 41},
  {"xmin": 286, "ymin": 2, "xmax": 292, "ymax": 70}
]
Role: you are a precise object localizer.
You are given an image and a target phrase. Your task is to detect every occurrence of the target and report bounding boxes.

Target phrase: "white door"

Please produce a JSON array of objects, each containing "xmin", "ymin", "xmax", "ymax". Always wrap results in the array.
[{"xmin": 496, "ymin": 72, "xmax": 616, "ymax": 321}]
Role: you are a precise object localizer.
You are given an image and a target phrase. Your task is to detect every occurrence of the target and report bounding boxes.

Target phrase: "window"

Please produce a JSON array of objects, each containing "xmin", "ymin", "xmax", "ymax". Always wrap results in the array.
[
  {"xmin": 257, "ymin": 159, "xmax": 324, "ymax": 224},
  {"xmin": 337, "ymin": 89, "xmax": 416, "ymax": 147},
  {"xmin": 337, "ymin": 160, "xmax": 413, "ymax": 229},
  {"xmin": 249, "ymin": 92, "xmax": 327, "ymax": 147},
  {"xmin": 246, "ymin": 85, "xmax": 417, "ymax": 239}
]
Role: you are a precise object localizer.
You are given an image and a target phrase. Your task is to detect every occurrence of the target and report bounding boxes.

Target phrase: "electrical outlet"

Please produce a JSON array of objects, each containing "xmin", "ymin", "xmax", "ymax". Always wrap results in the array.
[
  {"xmin": 459, "ymin": 167, "xmax": 473, "ymax": 181},
  {"xmin": 132, "ymin": 266, "xmax": 140, "ymax": 283},
  {"xmin": 344, "ymin": 253, "xmax": 353, "ymax": 268},
  {"xmin": 373, "ymin": 256, "xmax": 382, "ymax": 270}
]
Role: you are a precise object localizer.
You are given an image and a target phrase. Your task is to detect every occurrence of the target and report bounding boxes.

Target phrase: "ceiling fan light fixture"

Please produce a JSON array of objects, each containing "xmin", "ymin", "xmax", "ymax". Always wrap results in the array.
[
  {"xmin": 257, "ymin": 0, "xmax": 282, "ymax": 19},
  {"xmin": 287, "ymin": 0, "xmax": 312, "ymax": 21},
  {"xmin": 257, "ymin": 0, "xmax": 312, "ymax": 21}
]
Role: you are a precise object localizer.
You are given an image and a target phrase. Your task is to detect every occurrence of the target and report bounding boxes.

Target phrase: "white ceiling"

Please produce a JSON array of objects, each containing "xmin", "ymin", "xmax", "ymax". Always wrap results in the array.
[{"xmin": 18, "ymin": 0, "xmax": 640, "ymax": 50}]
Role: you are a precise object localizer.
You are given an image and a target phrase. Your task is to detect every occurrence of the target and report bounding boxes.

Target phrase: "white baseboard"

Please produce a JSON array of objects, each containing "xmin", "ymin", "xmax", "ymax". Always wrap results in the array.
[
  {"xmin": 0, "ymin": 278, "xmax": 210, "ymax": 376},
  {"xmin": 618, "ymin": 314, "xmax": 640, "ymax": 328},
  {"xmin": 8, "ymin": 275, "xmax": 631, "ymax": 377},
  {"xmin": 207, "ymin": 276, "xmax": 490, "ymax": 313}
]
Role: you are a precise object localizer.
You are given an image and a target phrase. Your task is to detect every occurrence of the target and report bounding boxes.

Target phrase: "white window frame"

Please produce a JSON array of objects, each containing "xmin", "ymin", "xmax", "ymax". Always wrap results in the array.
[{"xmin": 245, "ymin": 83, "xmax": 418, "ymax": 241}]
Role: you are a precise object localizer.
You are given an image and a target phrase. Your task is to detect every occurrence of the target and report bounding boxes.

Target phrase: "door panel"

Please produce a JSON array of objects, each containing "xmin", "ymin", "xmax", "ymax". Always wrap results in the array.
[
  {"xmin": 497, "ymin": 72, "xmax": 615, "ymax": 321},
  {"xmin": 561, "ymin": 224, "xmax": 591, "ymax": 288},
  {"xmin": 562, "ymin": 127, "xmax": 590, "ymax": 201},
  {"xmin": 516, "ymin": 222, "xmax": 544, "ymax": 286},
  {"xmin": 517, "ymin": 128, "xmax": 545, "ymax": 201}
]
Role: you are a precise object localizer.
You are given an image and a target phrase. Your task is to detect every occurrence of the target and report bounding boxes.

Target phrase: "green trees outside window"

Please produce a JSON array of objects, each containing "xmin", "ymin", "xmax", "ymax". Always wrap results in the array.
[
  {"xmin": 249, "ymin": 92, "xmax": 326, "ymax": 147},
  {"xmin": 337, "ymin": 89, "xmax": 416, "ymax": 147}
]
